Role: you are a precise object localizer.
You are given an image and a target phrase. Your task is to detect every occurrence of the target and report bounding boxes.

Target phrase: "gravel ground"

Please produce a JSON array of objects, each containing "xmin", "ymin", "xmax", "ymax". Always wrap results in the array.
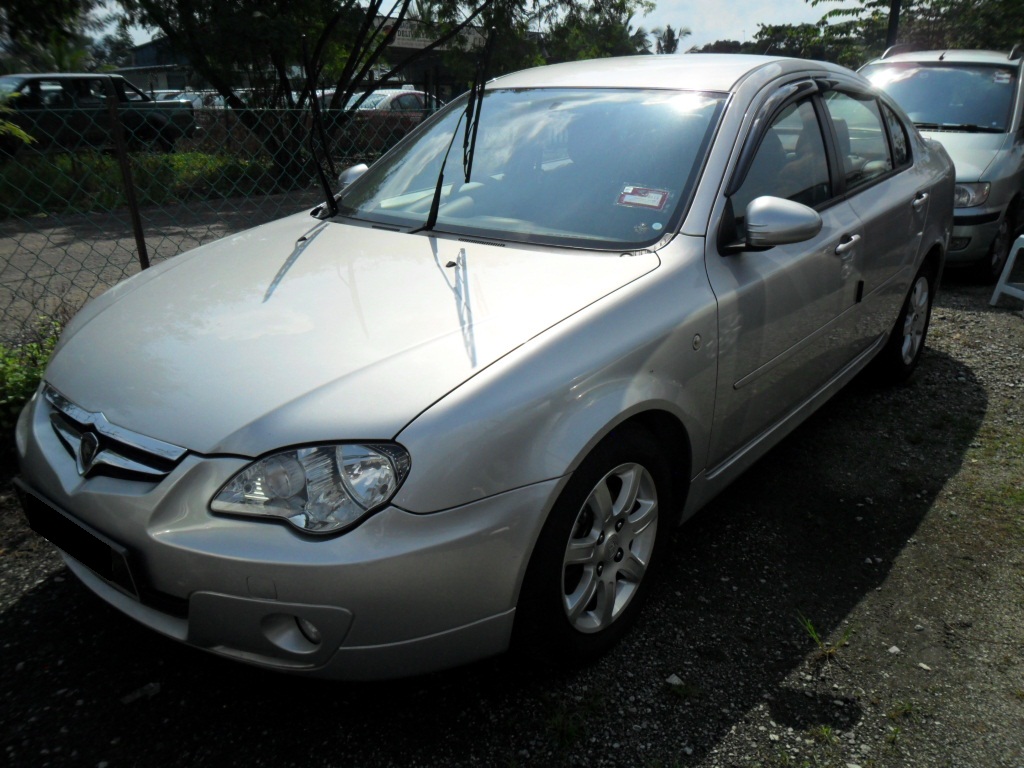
[{"xmin": 0, "ymin": 275, "xmax": 1022, "ymax": 768}]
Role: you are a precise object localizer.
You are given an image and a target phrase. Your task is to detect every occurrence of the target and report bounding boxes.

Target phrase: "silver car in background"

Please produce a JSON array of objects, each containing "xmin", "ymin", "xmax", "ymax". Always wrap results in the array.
[
  {"xmin": 16, "ymin": 55, "xmax": 953, "ymax": 680},
  {"xmin": 862, "ymin": 48, "xmax": 1024, "ymax": 281}
]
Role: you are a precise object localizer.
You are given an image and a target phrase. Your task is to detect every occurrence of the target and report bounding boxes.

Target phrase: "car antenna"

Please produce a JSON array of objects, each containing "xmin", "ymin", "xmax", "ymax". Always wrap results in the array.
[
  {"xmin": 409, "ymin": 27, "xmax": 496, "ymax": 235},
  {"xmin": 303, "ymin": 36, "xmax": 339, "ymax": 220}
]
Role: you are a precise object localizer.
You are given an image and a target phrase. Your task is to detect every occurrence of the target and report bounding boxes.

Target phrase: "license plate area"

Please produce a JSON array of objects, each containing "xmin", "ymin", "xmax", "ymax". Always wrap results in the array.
[{"xmin": 16, "ymin": 480, "xmax": 139, "ymax": 599}]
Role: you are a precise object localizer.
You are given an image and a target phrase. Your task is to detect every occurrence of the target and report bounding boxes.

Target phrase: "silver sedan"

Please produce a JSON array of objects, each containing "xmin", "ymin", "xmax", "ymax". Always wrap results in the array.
[{"xmin": 16, "ymin": 54, "xmax": 953, "ymax": 679}]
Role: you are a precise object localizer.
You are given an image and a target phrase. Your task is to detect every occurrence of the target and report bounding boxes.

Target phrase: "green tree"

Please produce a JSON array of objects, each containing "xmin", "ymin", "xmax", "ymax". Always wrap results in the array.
[
  {"xmin": 810, "ymin": 0, "xmax": 1024, "ymax": 58},
  {"xmin": 652, "ymin": 24, "xmax": 690, "ymax": 54},
  {"xmin": 1, "ymin": 0, "xmax": 95, "ymax": 55},
  {"xmin": 91, "ymin": 24, "xmax": 135, "ymax": 70},
  {"xmin": 542, "ymin": 0, "xmax": 655, "ymax": 62}
]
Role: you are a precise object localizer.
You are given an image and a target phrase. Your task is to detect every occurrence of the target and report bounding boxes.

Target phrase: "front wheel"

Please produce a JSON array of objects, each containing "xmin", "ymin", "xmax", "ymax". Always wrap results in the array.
[
  {"xmin": 975, "ymin": 210, "xmax": 1015, "ymax": 283},
  {"xmin": 514, "ymin": 426, "xmax": 671, "ymax": 665},
  {"xmin": 872, "ymin": 261, "xmax": 935, "ymax": 384}
]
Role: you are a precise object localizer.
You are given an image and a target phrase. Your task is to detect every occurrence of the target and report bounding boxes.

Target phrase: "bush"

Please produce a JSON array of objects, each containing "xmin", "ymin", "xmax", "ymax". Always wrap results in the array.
[
  {"xmin": 0, "ymin": 151, "xmax": 280, "ymax": 218},
  {"xmin": 0, "ymin": 320, "xmax": 60, "ymax": 440}
]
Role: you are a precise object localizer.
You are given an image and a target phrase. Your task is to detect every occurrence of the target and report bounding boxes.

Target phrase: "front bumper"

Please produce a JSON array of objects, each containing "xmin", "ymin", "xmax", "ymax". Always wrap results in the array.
[
  {"xmin": 947, "ymin": 210, "xmax": 1003, "ymax": 264},
  {"xmin": 16, "ymin": 390, "xmax": 556, "ymax": 680}
]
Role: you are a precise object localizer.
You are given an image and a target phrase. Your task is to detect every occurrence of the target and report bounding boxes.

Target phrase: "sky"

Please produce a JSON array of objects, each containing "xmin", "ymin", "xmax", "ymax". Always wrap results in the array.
[{"xmin": 642, "ymin": 0, "xmax": 824, "ymax": 51}]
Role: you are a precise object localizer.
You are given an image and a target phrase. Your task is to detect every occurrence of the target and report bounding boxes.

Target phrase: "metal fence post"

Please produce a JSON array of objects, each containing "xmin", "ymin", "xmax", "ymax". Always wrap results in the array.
[{"xmin": 102, "ymin": 75, "xmax": 151, "ymax": 271}]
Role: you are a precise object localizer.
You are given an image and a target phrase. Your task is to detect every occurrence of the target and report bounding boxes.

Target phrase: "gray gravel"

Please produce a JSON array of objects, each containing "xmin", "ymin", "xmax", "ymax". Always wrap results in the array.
[{"xmin": 1, "ymin": 276, "xmax": 1022, "ymax": 768}]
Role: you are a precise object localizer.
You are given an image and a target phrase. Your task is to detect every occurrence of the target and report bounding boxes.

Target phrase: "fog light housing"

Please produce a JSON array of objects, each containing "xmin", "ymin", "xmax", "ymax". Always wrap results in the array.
[
  {"xmin": 296, "ymin": 617, "xmax": 322, "ymax": 645},
  {"xmin": 950, "ymin": 237, "xmax": 971, "ymax": 251}
]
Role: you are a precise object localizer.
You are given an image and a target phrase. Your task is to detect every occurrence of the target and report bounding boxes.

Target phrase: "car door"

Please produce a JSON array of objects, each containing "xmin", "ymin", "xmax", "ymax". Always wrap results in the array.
[
  {"xmin": 821, "ymin": 89, "xmax": 927, "ymax": 352},
  {"xmin": 704, "ymin": 89, "xmax": 863, "ymax": 468}
]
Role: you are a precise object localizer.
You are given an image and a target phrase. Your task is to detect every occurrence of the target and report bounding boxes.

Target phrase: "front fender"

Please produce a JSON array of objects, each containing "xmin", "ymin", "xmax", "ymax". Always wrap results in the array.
[{"xmin": 392, "ymin": 240, "xmax": 718, "ymax": 514}]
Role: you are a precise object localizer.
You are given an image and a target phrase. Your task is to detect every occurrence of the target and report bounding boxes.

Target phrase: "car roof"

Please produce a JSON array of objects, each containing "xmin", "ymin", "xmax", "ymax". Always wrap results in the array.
[
  {"xmin": 490, "ymin": 54, "xmax": 856, "ymax": 93},
  {"xmin": 868, "ymin": 49, "xmax": 1021, "ymax": 66}
]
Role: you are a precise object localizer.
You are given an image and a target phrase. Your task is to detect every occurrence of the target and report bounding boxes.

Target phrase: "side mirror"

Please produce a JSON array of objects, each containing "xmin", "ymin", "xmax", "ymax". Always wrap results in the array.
[
  {"xmin": 745, "ymin": 196, "xmax": 823, "ymax": 248},
  {"xmin": 337, "ymin": 163, "xmax": 368, "ymax": 191}
]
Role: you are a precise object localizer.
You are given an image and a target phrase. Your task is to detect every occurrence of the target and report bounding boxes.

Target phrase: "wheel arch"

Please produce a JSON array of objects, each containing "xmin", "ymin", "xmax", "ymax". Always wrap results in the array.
[{"xmin": 607, "ymin": 409, "xmax": 694, "ymax": 525}]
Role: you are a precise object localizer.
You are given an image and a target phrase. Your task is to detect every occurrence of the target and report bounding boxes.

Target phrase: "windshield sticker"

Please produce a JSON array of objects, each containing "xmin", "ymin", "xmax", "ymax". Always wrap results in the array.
[
  {"xmin": 617, "ymin": 186, "xmax": 669, "ymax": 210},
  {"xmin": 994, "ymin": 71, "xmax": 1013, "ymax": 84}
]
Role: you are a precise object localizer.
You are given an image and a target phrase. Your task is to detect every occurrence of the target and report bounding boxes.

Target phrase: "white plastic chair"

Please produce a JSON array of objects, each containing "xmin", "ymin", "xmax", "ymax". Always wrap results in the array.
[{"xmin": 990, "ymin": 234, "xmax": 1024, "ymax": 306}]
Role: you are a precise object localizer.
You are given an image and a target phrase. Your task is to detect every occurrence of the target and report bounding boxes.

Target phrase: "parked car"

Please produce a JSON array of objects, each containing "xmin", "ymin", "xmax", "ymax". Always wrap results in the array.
[
  {"xmin": 321, "ymin": 88, "xmax": 443, "ymax": 154},
  {"xmin": 344, "ymin": 88, "xmax": 443, "ymax": 112},
  {"xmin": 0, "ymin": 73, "xmax": 198, "ymax": 154},
  {"xmin": 16, "ymin": 54, "xmax": 953, "ymax": 680},
  {"xmin": 861, "ymin": 48, "xmax": 1024, "ymax": 281}
]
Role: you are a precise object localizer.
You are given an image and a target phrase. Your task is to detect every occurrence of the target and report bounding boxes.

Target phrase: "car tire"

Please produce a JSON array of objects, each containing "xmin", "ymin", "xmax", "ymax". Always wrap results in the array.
[
  {"xmin": 976, "ymin": 209, "xmax": 1015, "ymax": 283},
  {"xmin": 872, "ymin": 260, "xmax": 935, "ymax": 384},
  {"xmin": 514, "ymin": 426, "xmax": 670, "ymax": 665}
]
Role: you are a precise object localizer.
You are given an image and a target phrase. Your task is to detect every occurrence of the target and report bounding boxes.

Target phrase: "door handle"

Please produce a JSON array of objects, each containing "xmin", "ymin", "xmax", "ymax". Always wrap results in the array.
[
  {"xmin": 912, "ymin": 193, "xmax": 929, "ymax": 211},
  {"xmin": 835, "ymin": 234, "xmax": 861, "ymax": 256}
]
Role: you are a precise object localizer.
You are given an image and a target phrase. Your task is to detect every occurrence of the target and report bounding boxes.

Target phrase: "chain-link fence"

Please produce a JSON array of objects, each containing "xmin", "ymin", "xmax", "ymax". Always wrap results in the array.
[{"xmin": 1, "ymin": 87, "xmax": 422, "ymax": 345}]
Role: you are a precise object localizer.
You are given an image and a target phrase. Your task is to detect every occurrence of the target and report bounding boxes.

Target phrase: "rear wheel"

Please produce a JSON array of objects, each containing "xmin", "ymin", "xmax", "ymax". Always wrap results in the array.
[
  {"xmin": 872, "ymin": 261, "xmax": 935, "ymax": 384},
  {"xmin": 514, "ymin": 426, "xmax": 670, "ymax": 664}
]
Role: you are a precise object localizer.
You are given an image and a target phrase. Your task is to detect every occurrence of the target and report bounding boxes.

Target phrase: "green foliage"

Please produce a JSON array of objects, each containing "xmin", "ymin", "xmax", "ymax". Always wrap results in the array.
[
  {"xmin": 693, "ymin": 0, "xmax": 1024, "ymax": 66},
  {"xmin": 0, "ymin": 321, "xmax": 61, "ymax": 435},
  {"xmin": 652, "ymin": 24, "xmax": 690, "ymax": 54},
  {"xmin": 797, "ymin": 612, "xmax": 854, "ymax": 660},
  {"xmin": 0, "ymin": 151, "xmax": 278, "ymax": 218},
  {"xmin": 0, "ymin": 94, "xmax": 35, "ymax": 150},
  {"xmin": 542, "ymin": 0, "xmax": 655, "ymax": 62}
]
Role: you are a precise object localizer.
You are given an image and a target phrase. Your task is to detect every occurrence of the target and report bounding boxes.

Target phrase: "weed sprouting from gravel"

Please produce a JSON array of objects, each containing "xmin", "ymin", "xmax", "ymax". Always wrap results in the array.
[{"xmin": 797, "ymin": 613, "xmax": 853, "ymax": 661}]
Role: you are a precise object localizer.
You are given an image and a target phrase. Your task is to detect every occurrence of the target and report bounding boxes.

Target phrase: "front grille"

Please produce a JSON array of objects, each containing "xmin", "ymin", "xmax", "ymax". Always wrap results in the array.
[{"xmin": 44, "ymin": 384, "xmax": 187, "ymax": 480}]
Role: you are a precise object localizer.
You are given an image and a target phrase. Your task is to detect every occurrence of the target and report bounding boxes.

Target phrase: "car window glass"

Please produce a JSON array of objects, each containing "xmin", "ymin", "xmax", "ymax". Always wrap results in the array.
[
  {"xmin": 862, "ymin": 63, "xmax": 1017, "ymax": 131},
  {"xmin": 882, "ymin": 103, "xmax": 911, "ymax": 167},
  {"xmin": 395, "ymin": 94, "xmax": 421, "ymax": 111},
  {"xmin": 37, "ymin": 80, "xmax": 72, "ymax": 109},
  {"xmin": 730, "ymin": 98, "xmax": 831, "ymax": 238},
  {"xmin": 822, "ymin": 91, "xmax": 893, "ymax": 191},
  {"xmin": 341, "ymin": 88, "xmax": 727, "ymax": 248},
  {"xmin": 71, "ymin": 79, "xmax": 108, "ymax": 105},
  {"xmin": 124, "ymin": 82, "xmax": 148, "ymax": 101}
]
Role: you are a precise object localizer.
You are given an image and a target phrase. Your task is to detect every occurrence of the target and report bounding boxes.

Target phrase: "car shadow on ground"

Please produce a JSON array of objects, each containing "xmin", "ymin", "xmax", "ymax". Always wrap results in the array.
[{"xmin": 0, "ymin": 347, "xmax": 984, "ymax": 767}]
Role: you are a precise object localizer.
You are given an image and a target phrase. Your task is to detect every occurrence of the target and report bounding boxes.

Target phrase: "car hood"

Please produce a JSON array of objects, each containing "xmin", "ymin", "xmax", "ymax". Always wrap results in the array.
[
  {"xmin": 45, "ymin": 212, "xmax": 659, "ymax": 456},
  {"xmin": 917, "ymin": 130, "xmax": 1008, "ymax": 181}
]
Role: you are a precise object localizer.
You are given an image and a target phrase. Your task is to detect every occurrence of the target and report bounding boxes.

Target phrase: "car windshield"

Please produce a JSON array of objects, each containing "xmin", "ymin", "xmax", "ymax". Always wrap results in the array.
[
  {"xmin": 862, "ymin": 62, "xmax": 1017, "ymax": 132},
  {"xmin": 0, "ymin": 76, "xmax": 19, "ymax": 97},
  {"xmin": 338, "ymin": 87, "xmax": 726, "ymax": 248}
]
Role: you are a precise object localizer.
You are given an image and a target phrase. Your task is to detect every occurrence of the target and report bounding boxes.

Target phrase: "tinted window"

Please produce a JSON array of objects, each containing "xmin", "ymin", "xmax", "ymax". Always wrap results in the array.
[
  {"xmin": 394, "ymin": 94, "xmax": 422, "ymax": 111},
  {"xmin": 35, "ymin": 80, "xmax": 72, "ymax": 109},
  {"xmin": 882, "ymin": 103, "xmax": 911, "ymax": 167},
  {"xmin": 731, "ymin": 98, "xmax": 831, "ymax": 236},
  {"xmin": 822, "ymin": 92, "xmax": 893, "ymax": 192}
]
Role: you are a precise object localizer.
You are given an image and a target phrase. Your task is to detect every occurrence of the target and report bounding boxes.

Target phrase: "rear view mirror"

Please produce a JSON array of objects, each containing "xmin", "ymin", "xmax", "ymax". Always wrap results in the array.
[
  {"xmin": 746, "ymin": 196, "xmax": 823, "ymax": 248},
  {"xmin": 337, "ymin": 163, "xmax": 368, "ymax": 191}
]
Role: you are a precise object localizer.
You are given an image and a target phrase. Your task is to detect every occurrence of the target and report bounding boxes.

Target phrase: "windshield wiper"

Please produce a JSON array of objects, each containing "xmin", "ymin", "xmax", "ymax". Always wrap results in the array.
[
  {"xmin": 302, "ymin": 36, "xmax": 339, "ymax": 219},
  {"xmin": 463, "ymin": 27, "xmax": 494, "ymax": 184},
  {"xmin": 409, "ymin": 28, "xmax": 496, "ymax": 235}
]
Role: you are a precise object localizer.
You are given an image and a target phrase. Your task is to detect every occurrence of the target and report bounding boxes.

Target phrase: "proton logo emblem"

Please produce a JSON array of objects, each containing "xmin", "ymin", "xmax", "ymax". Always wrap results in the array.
[{"xmin": 78, "ymin": 432, "xmax": 101, "ymax": 475}]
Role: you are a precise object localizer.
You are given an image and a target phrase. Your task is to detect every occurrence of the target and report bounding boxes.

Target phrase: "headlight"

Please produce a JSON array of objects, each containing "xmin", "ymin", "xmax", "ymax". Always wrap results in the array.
[
  {"xmin": 953, "ymin": 182, "xmax": 991, "ymax": 208},
  {"xmin": 211, "ymin": 443, "xmax": 411, "ymax": 535}
]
